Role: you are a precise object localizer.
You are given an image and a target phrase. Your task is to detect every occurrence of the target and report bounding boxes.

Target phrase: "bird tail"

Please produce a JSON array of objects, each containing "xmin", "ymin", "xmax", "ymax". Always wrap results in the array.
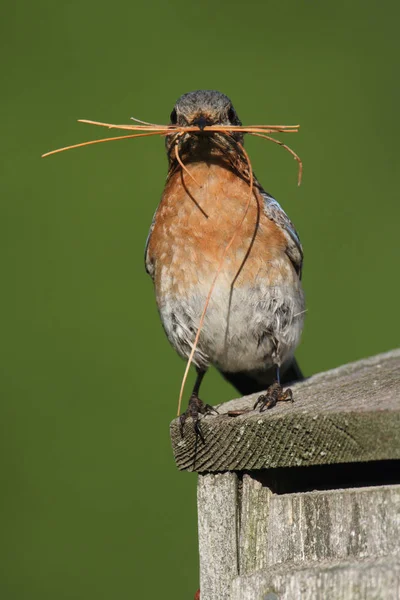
[{"xmin": 219, "ymin": 358, "xmax": 304, "ymax": 396}]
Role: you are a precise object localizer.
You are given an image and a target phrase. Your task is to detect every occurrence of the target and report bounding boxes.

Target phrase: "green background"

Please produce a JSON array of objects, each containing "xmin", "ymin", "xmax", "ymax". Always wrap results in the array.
[{"xmin": 1, "ymin": 1, "xmax": 399, "ymax": 598}]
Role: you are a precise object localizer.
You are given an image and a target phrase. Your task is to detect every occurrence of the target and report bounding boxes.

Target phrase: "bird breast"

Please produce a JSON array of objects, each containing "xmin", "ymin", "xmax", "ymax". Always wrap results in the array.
[{"xmin": 146, "ymin": 162, "xmax": 305, "ymax": 371}]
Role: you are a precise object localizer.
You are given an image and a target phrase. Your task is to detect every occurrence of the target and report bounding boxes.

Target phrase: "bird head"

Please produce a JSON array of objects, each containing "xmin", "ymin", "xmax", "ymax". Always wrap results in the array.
[{"xmin": 165, "ymin": 90, "xmax": 244, "ymax": 162}]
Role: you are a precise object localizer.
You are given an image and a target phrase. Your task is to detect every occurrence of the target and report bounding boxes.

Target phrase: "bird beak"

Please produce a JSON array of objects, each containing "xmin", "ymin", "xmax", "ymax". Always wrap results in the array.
[{"xmin": 192, "ymin": 115, "xmax": 210, "ymax": 131}]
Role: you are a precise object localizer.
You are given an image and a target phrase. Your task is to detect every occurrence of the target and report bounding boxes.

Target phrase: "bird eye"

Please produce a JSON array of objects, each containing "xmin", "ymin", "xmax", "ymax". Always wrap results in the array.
[
  {"xmin": 170, "ymin": 109, "xmax": 177, "ymax": 124},
  {"xmin": 227, "ymin": 107, "xmax": 236, "ymax": 122}
]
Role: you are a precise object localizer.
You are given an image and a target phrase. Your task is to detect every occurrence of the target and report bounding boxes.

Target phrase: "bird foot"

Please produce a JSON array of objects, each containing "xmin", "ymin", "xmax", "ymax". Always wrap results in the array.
[
  {"xmin": 179, "ymin": 394, "xmax": 218, "ymax": 441},
  {"xmin": 254, "ymin": 382, "xmax": 293, "ymax": 412}
]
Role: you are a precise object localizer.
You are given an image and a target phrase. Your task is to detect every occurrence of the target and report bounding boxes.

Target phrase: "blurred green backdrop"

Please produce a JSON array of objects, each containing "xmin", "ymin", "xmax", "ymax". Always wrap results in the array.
[{"xmin": 1, "ymin": 0, "xmax": 399, "ymax": 598}]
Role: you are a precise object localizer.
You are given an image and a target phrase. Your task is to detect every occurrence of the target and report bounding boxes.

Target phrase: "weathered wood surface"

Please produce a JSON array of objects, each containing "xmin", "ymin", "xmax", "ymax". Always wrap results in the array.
[
  {"xmin": 197, "ymin": 473, "xmax": 238, "ymax": 600},
  {"xmin": 231, "ymin": 557, "xmax": 400, "ymax": 600},
  {"xmin": 239, "ymin": 473, "xmax": 272, "ymax": 575},
  {"xmin": 198, "ymin": 472, "xmax": 400, "ymax": 599},
  {"xmin": 239, "ymin": 476, "xmax": 400, "ymax": 572},
  {"xmin": 170, "ymin": 350, "xmax": 400, "ymax": 472}
]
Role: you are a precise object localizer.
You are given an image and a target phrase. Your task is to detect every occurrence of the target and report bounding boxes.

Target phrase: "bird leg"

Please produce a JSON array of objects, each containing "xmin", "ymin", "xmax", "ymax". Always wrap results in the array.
[
  {"xmin": 179, "ymin": 369, "xmax": 218, "ymax": 441},
  {"xmin": 254, "ymin": 366, "xmax": 294, "ymax": 412}
]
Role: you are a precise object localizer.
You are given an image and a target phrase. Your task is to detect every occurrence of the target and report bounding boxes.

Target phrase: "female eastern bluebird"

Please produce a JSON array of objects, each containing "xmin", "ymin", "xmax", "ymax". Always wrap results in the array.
[{"xmin": 145, "ymin": 90, "xmax": 305, "ymax": 436}]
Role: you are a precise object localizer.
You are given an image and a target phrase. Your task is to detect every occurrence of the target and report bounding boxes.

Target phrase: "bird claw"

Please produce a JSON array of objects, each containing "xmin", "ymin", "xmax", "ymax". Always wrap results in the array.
[
  {"xmin": 179, "ymin": 394, "xmax": 218, "ymax": 441},
  {"xmin": 254, "ymin": 382, "xmax": 294, "ymax": 412}
]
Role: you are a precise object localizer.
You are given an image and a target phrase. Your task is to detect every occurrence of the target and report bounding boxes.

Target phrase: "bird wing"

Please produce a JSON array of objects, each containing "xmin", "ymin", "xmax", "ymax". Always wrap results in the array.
[
  {"xmin": 260, "ymin": 190, "xmax": 303, "ymax": 279},
  {"xmin": 144, "ymin": 207, "xmax": 158, "ymax": 279},
  {"xmin": 220, "ymin": 357, "xmax": 304, "ymax": 396}
]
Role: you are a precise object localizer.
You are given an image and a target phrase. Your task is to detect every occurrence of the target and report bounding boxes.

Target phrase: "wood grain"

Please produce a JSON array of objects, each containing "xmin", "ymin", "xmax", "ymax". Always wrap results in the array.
[
  {"xmin": 198, "ymin": 473, "xmax": 400, "ymax": 600},
  {"xmin": 231, "ymin": 557, "xmax": 400, "ymax": 600},
  {"xmin": 170, "ymin": 350, "xmax": 400, "ymax": 472},
  {"xmin": 240, "ymin": 476, "xmax": 400, "ymax": 572},
  {"xmin": 197, "ymin": 473, "xmax": 239, "ymax": 600}
]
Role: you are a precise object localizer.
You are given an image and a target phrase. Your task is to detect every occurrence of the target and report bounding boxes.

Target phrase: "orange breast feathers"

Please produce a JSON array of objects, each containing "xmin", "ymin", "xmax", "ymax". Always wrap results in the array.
[{"xmin": 146, "ymin": 162, "xmax": 290, "ymax": 296}]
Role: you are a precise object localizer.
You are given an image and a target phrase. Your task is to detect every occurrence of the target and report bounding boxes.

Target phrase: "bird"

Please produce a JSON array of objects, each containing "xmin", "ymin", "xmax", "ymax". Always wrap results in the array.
[{"xmin": 145, "ymin": 90, "xmax": 305, "ymax": 437}]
